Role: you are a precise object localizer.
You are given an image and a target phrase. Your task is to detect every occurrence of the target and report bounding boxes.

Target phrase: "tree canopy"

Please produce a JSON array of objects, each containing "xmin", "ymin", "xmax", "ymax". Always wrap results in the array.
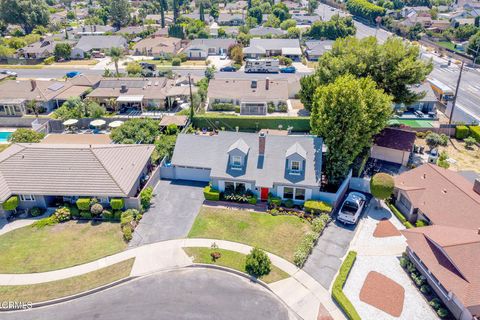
[
  {"xmin": 110, "ymin": 118, "xmax": 159, "ymax": 144},
  {"xmin": 310, "ymin": 75, "xmax": 392, "ymax": 184},
  {"xmin": 110, "ymin": 0, "xmax": 131, "ymax": 28},
  {"xmin": 8, "ymin": 128, "xmax": 45, "ymax": 143},
  {"xmin": 305, "ymin": 15, "xmax": 356, "ymax": 40},
  {"xmin": 0, "ymin": 0, "xmax": 50, "ymax": 34}
]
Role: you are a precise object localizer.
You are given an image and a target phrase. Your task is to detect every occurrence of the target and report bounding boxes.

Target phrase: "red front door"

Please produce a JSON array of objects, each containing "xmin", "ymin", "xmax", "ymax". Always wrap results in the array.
[{"xmin": 260, "ymin": 188, "xmax": 269, "ymax": 201}]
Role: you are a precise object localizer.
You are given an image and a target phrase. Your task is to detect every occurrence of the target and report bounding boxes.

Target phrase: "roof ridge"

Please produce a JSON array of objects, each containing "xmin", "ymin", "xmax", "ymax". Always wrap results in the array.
[
  {"xmin": 90, "ymin": 148, "xmax": 128, "ymax": 195},
  {"xmin": 429, "ymin": 164, "xmax": 480, "ymax": 205},
  {"xmin": 0, "ymin": 144, "xmax": 26, "ymax": 164}
]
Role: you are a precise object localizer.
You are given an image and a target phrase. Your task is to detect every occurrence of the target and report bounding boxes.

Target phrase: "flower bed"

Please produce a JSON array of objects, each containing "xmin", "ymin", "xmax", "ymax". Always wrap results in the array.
[
  {"xmin": 386, "ymin": 201, "xmax": 414, "ymax": 229},
  {"xmin": 293, "ymin": 213, "xmax": 331, "ymax": 267}
]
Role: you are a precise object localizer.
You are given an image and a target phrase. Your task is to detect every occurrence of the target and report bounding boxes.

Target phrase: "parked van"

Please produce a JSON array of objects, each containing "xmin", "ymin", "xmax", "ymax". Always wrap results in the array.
[{"xmin": 245, "ymin": 59, "xmax": 280, "ymax": 73}]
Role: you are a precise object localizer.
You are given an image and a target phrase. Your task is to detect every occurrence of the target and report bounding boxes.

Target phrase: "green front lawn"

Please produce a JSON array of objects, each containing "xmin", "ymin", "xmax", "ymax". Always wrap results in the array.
[
  {"xmin": 0, "ymin": 258, "xmax": 134, "ymax": 303},
  {"xmin": 184, "ymin": 247, "xmax": 289, "ymax": 284},
  {"xmin": 0, "ymin": 221, "xmax": 127, "ymax": 273},
  {"xmin": 187, "ymin": 207, "xmax": 312, "ymax": 262}
]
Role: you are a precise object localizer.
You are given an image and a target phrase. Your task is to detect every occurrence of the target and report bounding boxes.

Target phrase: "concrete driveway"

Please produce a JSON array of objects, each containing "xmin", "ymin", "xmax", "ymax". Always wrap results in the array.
[
  {"xmin": 2, "ymin": 268, "xmax": 290, "ymax": 320},
  {"xmin": 130, "ymin": 179, "xmax": 206, "ymax": 247}
]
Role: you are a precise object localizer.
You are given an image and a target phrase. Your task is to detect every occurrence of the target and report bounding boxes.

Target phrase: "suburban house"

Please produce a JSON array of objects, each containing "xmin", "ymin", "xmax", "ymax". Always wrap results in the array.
[
  {"xmin": 170, "ymin": 131, "xmax": 323, "ymax": 204},
  {"xmin": 370, "ymin": 127, "xmax": 416, "ymax": 166},
  {"xmin": 132, "ymin": 36, "xmax": 184, "ymax": 57},
  {"xmin": 207, "ymin": 78, "xmax": 290, "ymax": 115},
  {"xmin": 249, "ymin": 26, "xmax": 286, "ymax": 37},
  {"xmin": 87, "ymin": 77, "xmax": 195, "ymax": 112},
  {"xmin": 217, "ymin": 13, "xmax": 245, "ymax": 26},
  {"xmin": 71, "ymin": 35, "xmax": 128, "ymax": 59},
  {"xmin": 145, "ymin": 14, "xmax": 174, "ymax": 25},
  {"xmin": 291, "ymin": 14, "xmax": 321, "ymax": 25},
  {"xmin": 223, "ymin": 1, "xmax": 248, "ymax": 11},
  {"xmin": 73, "ymin": 25, "xmax": 116, "ymax": 38},
  {"xmin": 304, "ymin": 40, "xmax": 334, "ymax": 61},
  {"xmin": 243, "ymin": 39, "xmax": 302, "ymax": 61},
  {"xmin": 18, "ymin": 39, "xmax": 62, "ymax": 60},
  {"xmin": 404, "ymin": 82, "xmax": 438, "ymax": 114},
  {"xmin": 184, "ymin": 39, "xmax": 236, "ymax": 59},
  {"xmin": 0, "ymin": 143, "xmax": 155, "ymax": 217}
]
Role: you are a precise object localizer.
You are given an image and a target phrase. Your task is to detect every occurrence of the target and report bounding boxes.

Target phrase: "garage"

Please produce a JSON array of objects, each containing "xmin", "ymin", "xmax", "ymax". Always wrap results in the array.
[
  {"xmin": 371, "ymin": 127, "xmax": 416, "ymax": 166},
  {"xmin": 370, "ymin": 145, "xmax": 410, "ymax": 166},
  {"xmin": 174, "ymin": 166, "xmax": 211, "ymax": 182}
]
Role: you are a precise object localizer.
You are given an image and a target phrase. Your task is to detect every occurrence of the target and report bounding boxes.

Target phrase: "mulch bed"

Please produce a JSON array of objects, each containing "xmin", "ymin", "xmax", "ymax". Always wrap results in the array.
[
  {"xmin": 360, "ymin": 271, "xmax": 405, "ymax": 317},
  {"xmin": 373, "ymin": 218, "xmax": 401, "ymax": 238}
]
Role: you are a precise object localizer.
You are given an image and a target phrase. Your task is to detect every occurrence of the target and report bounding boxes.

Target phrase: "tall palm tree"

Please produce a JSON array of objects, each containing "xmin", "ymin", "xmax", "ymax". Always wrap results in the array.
[
  {"xmin": 26, "ymin": 99, "xmax": 41, "ymax": 118},
  {"xmin": 107, "ymin": 47, "xmax": 124, "ymax": 77}
]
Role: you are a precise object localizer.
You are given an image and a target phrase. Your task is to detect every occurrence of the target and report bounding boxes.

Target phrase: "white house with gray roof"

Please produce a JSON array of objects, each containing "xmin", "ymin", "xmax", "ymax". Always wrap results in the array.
[
  {"xmin": 71, "ymin": 35, "xmax": 128, "ymax": 59},
  {"xmin": 243, "ymin": 39, "xmax": 302, "ymax": 61},
  {"xmin": 184, "ymin": 39, "xmax": 237, "ymax": 59},
  {"xmin": 170, "ymin": 131, "xmax": 324, "ymax": 203}
]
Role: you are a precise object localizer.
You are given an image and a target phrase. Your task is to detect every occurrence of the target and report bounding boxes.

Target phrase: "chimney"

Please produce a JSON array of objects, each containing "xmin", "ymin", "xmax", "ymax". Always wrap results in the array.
[
  {"xmin": 30, "ymin": 79, "xmax": 37, "ymax": 91},
  {"xmin": 259, "ymin": 132, "xmax": 266, "ymax": 156},
  {"xmin": 474, "ymin": 179, "xmax": 480, "ymax": 195},
  {"xmin": 120, "ymin": 84, "xmax": 127, "ymax": 93},
  {"xmin": 265, "ymin": 77, "xmax": 270, "ymax": 90}
]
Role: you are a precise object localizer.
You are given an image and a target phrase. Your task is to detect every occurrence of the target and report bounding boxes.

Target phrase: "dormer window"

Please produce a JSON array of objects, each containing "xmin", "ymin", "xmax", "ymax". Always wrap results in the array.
[
  {"xmin": 291, "ymin": 161, "xmax": 300, "ymax": 171},
  {"xmin": 231, "ymin": 155, "xmax": 242, "ymax": 168}
]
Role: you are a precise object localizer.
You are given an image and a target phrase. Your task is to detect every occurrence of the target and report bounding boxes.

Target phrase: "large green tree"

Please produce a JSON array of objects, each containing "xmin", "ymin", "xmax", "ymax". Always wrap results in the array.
[
  {"xmin": 110, "ymin": 0, "xmax": 131, "ymax": 28},
  {"xmin": 306, "ymin": 15, "xmax": 356, "ymax": 40},
  {"xmin": 300, "ymin": 36, "xmax": 432, "ymax": 110},
  {"xmin": 311, "ymin": 75, "xmax": 392, "ymax": 184},
  {"xmin": 0, "ymin": 0, "xmax": 50, "ymax": 34},
  {"xmin": 468, "ymin": 31, "xmax": 480, "ymax": 60}
]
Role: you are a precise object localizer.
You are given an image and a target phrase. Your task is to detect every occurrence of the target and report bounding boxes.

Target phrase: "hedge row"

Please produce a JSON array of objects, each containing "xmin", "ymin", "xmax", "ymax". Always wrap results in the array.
[
  {"xmin": 469, "ymin": 126, "xmax": 480, "ymax": 142},
  {"xmin": 304, "ymin": 200, "xmax": 333, "ymax": 215},
  {"xmin": 203, "ymin": 186, "xmax": 220, "ymax": 201},
  {"xmin": 455, "ymin": 125, "xmax": 469, "ymax": 139},
  {"xmin": 332, "ymin": 251, "xmax": 361, "ymax": 320},
  {"xmin": 193, "ymin": 115, "xmax": 311, "ymax": 132},
  {"xmin": 387, "ymin": 202, "xmax": 414, "ymax": 229}
]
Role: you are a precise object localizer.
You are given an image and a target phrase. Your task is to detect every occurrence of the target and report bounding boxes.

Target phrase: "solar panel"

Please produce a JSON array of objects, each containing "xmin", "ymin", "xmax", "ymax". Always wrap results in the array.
[{"xmin": 48, "ymin": 83, "xmax": 65, "ymax": 91}]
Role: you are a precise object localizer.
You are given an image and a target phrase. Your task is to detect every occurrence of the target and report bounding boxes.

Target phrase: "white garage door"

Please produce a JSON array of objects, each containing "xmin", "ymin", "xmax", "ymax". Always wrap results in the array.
[
  {"xmin": 174, "ymin": 166, "xmax": 211, "ymax": 182},
  {"xmin": 371, "ymin": 146, "xmax": 406, "ymax": 165}
]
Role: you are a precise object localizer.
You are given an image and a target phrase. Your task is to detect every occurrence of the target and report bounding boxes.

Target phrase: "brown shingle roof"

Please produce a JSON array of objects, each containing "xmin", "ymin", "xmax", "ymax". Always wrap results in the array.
[{"xmin": 374, "ymin": 127, "xmax": 416, "ymax": 152}]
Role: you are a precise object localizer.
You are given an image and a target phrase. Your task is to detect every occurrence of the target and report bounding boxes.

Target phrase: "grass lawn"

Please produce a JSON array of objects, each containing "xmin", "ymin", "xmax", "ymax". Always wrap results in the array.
[
  {"xmin": 0, "ymin": 65, "xmax": 44, "ymax": 69},
  {"xmin": 53, "ymin": 59, "xmax": 99, "ymax": 66},
  {"xmin": 182, "ymin": 60, "xmax": 208, "ymax": 66},
  {"xmin": 187, "ymin": 207, "xmax": 312, "ymax": 262},
  {"xmin": 138, "ymin": 59, "xmax": 172, "ymax": 66},
  {"xmin": 388, "ymin": 119, "xmax": 434, "ymax": 128},
  {"xmin": 0, "ymin": 144, "xmax": 9, "ymax": 153},
  {"xmin": 0, "ymin": 258, "xmax": 134, "ymax": 303},
  {"xmin": 0, "ymin": 221, "xmax": 127, "ymax": 273},
  {"xmin": 184, "ymin": 247, "xmax": 289, "ymax": 283}
]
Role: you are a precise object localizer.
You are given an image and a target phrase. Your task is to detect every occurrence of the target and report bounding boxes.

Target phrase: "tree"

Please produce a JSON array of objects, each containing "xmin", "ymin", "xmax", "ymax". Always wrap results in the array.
[
  {"xmin": 228, "ymin": 44, "xmax": 244, "ymax": 65},
  {"xmin": 468, "ymin": 31, "xmax": 480, "ymax": 60},
  {"xmin": 370, "ymin": 173, "xmax": 394, "ymax": 206},
  {"xmin": 110, "ymin": 0, "xmax": 131, "ymax": 28},
  {"xmin": 272, "ymin": 3, "xmax": 290, "ymax": 22},
  {"xmin": 264, "ymin": 14, "xmax": 281, "ymax": 28},
  {"xmin": 425, "ymin": 132, "xmax": 443, "ymax": 150},
  {"xmin": 107, "ymin": 47, "xmax": 124, "ymax": 76},
  {"xmin": 245, "ymin": 247, "xmax": 271, "ymax": 278},
  {"xmin": 158, "ymin": 0, "xmax": 167, "ymax": 28},
  {"xmin": 126, "ymin": 61, "xmax": 142, "ymax": 75},
  {"xmin": 110, "ymin": 118, "xmax": 160, "ymax": 144},
  {"xmin": 312, "ymin": 37, "xmax": 433, "ymax": 104},
  {"xmin": 287, "ymin": 27, "xmax": 301, "ymax": 39},
  {"xmin": 0, "ymin": 0, "xmax": 50, "ymax": 34},
  {"xmin": 199, "ymin": 2, "xmax": 205, "ymax": 22},
  {"xmin": 306, "ymin": 15, "xmax": 356, "ymax": 40},
  {"xmin": 299, "ymin": 74, "xmax": 319, "ymax": 111},
  {"xmin": 204, "ymin": 66, "xmax": 216, "ymax": 80},
  {"xmin": 210, "ymin": 4, "xmax": 219, "ymax": 20},
  {"xmin": 54, "ymin": 43, "xmax": 71, "ymax": 61},
  {"xmin": 8, "ymin": 128, "xmax": 44, "ymax": 143},
  {"xmin": 248, "ymin": 7, "xmax": 263, "ymax": 25},
  {"xmin": 308, "ymin": 0, "xmax": 319, "ymax": 15},
  {"xmin": 26, "ymin": 100, "xmax": 43, "ymax": 118},
  {"xmin": 310, "ymin": 75, "xmax": 392, "ymax": 184},
  {"xmin": 406, "ymin": 22, "xmax": 424, "ymax": 41},
  {"xmin": 280, "ymin": 19, "xmax": 296, "ymax": 30},
  {"xmin": 346, "ymin": 0, "xmax": 386, "ymax": 23}
]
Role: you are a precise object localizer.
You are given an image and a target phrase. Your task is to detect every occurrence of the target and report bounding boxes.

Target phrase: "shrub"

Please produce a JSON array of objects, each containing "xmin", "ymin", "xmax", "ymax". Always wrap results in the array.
[
  {"xmin": 76, "ymin": 198, "xmax": 91, "ymax": 211},
  {"xmin": 268, "ymin": 195, "xmax": 282, "ymax": 207},
  {"xmin": 102, "ymin": 210, "xmax": 113, "ymax": 220},
  {"xmin": 32, "ymin": 216, "xmax": 58, "ymax": 228},
  {"xmin": 399, "ymin": 256, "xmax": 409, "ymax": 268},
  {"xmin": 464, "ymin": 136, "xmax": 476, "ymax": 148},
  {"xmin": 69, "ymin": 205, "xmax": 79, "ymax": 217},
  {"xmin": 248, "ymin": 197, "xmax": 257, "ymax": 205},
  {"xmin": 437, "ymin": 308, "xmax": 449, "ymax": 318},
  {"xmin": 437, "ymin": 159, "xmax": 450, "ymax": 169},
  {"xmin": 469, "ymin": 126, "xmax": 480, "ymax": 142},
  {"xmin": 245, "ymin": 247, "xmax": 271, "ymax": 278},
  {"xmin": 293, "ymin": 232, "xmax": 319, "ymax": 267},
  {"xmin": 203, "ymin": 186, "xmax": 220, "ymax": 201},
  {"xmin": 416, "ymin": 219, "xmax": 429, "ymax": 227},
  {"xmin": 29, "ymin": 207, "xmax": 44, "ymax": 217},
  {"xmin": 455, "ymin": 125, "xmax": 469, "ymax": 139},
  {"xmin": 304, "ymin": 200, "xmax": 332, "ymax": 214},
  {"xmin": 420, "ymin": 284, "xmax": 431, "ymax": 294},
  {"xmin": 425, "ymin": 133, "xmax": 444, "ymax": 149},
  {"xmin": 284, "ymin": 199, "xmax": 294, "ymax": 208},
  {"xmin": 210, "ymin": 251, "xmax": 221, "ymax": 261},
  {"xmin": 386, "ymin": 202, "xmax": 414, "ymax": 228},
  {"xmin": 113, "ymin": 210, "xmax": 122, "ymax": 221},
  {"xmin": 2, "ymin": 196, "xmax": 19, "ymax": 211},
  {"xmin": 140, "ymin": 187, "xmax": 154, "ymax": 209},
  {"xmin": 54, "ymin": 207, "xmax": 71, "ymax": 222},
  {"xmin": 44, "ymin": 56, "xmax": 55, "ymax": 65},
  {"xmin": 110, "ymin": 198, "xmax": 124, "ymax": 210},
  {"xmin": 210, "ymin": 102, "xmax": 237, "ymax": 111},
  {"xmin": 171, "ymin": 57, "xmax": 181, "ymax": 66},
  {"xmin": 90, "ymin": 203, "xmax": 104, "ymax": 216},
  {"xmin": 429, "ymin": 298, "xmax": 442, "ymax": 310},
  {"xmin": 332, "ymin": 251, "xmax": 361, "ymax": 320},
  {"xmin": 122, "ymin": 225, "xmax": 133, "ymax": 241},
  {"xmin": 80, "ymin": 211, "xmax": 92, "ymax": 219},
  {"xmin": 121, "ymin": 210, "xmax": 135, "ymax": 226},
  {"xmin": 370, "ymin": 173, "xmax": 394, "ymax": 201}
]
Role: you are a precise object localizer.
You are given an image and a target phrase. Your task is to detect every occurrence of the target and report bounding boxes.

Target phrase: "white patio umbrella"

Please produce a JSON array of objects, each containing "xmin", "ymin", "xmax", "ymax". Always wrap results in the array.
[
  {"xmin": 90, "ymin": 119, "xmax": 106, "ymax": 127},
  {"xmin": 108, "ymin": 120, "xmax": 124, "ymax": 128},
  {"xmin": 62, "ymin": 119, "xmax": 78, "ymax": 126}
]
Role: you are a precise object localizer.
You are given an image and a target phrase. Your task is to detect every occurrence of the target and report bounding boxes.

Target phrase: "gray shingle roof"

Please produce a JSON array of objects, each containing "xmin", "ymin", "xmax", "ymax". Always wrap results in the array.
[
  {"xmin": 74, "ymin": 36, "xmax": 127, "ymax": 52},
  {"xmin": 0, "ymin": 143, "xmax": 154, "ymax": 202},
  {"xmin": 171, "ymin": 132, "xmax": 323, "ymax": 188}
]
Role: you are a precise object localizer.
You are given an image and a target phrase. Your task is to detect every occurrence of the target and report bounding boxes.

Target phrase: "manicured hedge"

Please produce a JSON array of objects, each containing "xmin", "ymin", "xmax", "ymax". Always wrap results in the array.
[
  {"xmin": 469, "ymin": 126, "xmax": 480, "ymax": 142},
  {"xmin": 455, "ymin": 125, "xmax": 470, "ymax": 139},
  {"xmin": 332, "ymin": 251, "xmax": 361, "ymax": 320},
  {"xmin": 110, "ymin": 198, "xmax": 125, "ymax": 210},
  {"xmin": 387, "ymin": 202, "xmax": 414, "ymax": 229},
  {"xmin": 304, "ymin": 200, "xmax": 332, "ymax": 214},
  {"xmin": 346, "ymin": 0, "xmax": 385, "ymax": 22},
  {"xmin": 203, "ymin": 186, "xmax": 220, "ymax": 201},
  {"xmin": 76, "ymin": 198, "xmax": 91, "ymax": 211},
  {"xmin": 193, "ymin": 115, "xmax": 311, "ymax": 132},
  {"xmin": 2, "ymin": 196, "xmax": 19, "ymax": 211}
]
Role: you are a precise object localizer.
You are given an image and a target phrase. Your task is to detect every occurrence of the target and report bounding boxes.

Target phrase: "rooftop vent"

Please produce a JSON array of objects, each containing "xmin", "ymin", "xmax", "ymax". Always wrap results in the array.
[{"xmin": 251, "ymin": 80, "xmax": 257, "ymax": 89}]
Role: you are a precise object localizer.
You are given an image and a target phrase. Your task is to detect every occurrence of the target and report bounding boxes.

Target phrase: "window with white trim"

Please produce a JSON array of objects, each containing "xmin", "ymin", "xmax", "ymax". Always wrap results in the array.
[
  {"xmin": 20, "ymin": 195, "xmax": 35, "ymax": 201},
  {"xmin": 282, "ymin": 187, "xmax": 306, "ymax": 201},
  {"xmin": 231, "ymin": 155, "xmax": 242, "ymax": 167},
  {"xmin": 291, "ymin": 161, "xmax": 300, "ymax": 171}
]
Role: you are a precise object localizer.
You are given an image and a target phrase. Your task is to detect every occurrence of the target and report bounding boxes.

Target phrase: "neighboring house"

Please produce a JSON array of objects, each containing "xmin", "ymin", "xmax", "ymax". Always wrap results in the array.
[
  {"xmin": 0, "ymin": 143, "xmax": 155, "ymax": 217},
  {"xmin": 207, "ymin": 78, "xmax": 290, "ymax": 115},
  {"xmin": 184, "ymin": 39, "xmax": 236, "ymax": 59},
  {"xmin": 393, "ymin": 163, "xmax": 480, "ymax": 228},
  {"xmin": 18, "ymin": 39, "xmax": 58, "ymax": 60},
  {"xmin": 249, "ymin": 27, "xmax": 286, "ymax": 37},
  {"xmin": 145, "ymin": 14, "xmax": 174, "ymax": 25},
  {"xmin": 404, "ymin": 82, "xmax": 438, "ymax": 114},
  {"xmin": 170, "ymin": 131, "xmax": 323, "ymax": 204},
  {"xmin": 291, "ymin": 14, "xmax": 321, "ymax": 25},
  {"xmin": 401, "ymin": 6, "xmax": 431, "ymax": 18},
  {"xmin": 87, "ymin": 77, "xmax": 196, "ymax": 112},
  {"xmin": 71, "ymin": 36, "xmax": 127, "ymax": 59},
  {"xmin": 72, "ymin": 25, "xmax": 116, "ymax": 39},
  {"xmin": 217, "ymin": 13, "xmax": 245, "ymax": 26},
  {"xmin": 304, "ymin": 40, "xmax": 334, "ymax": 61},
  {"xmin": 243, "ymin": 39, "xmax": 302, "ymax": 61},
  {"xmin": 224, "ymin": 0, "xmax": 248, "ymax": 11},
  {"xmin": 370, "ymin": 127, "xmax": 416, "ymax": 166},
  {"xmin": 117, "ymin": 26, "xmax": 152, "ymax": 36},
  {"xmin": 451, "ymin": 17, "xmax": 476, "ymax": 26},
  {"xmin": 132, "ymin": 36, "xmax": 183, "ymax": 57},
  {"xmin": 428, "ymin": 19, "xmax": 451, "ymax": 31},
  {"xmin": 400, "ymin": 15, "xmax": 432, "ymax": 27}
]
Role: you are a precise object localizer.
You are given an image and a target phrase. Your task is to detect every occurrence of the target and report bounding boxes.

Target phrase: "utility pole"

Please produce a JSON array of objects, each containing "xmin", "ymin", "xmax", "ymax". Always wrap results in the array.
[
  {"xmin": 448, "ymin": 61, "xmax": 464, "ymax": 135},
  {"xmin": 188, "ymin": 73, "xmax": 194, "ymax": 122}
]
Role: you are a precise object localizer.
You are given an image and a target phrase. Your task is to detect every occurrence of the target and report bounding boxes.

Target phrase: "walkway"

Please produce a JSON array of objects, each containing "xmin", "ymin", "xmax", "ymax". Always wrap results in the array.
[
  {"xmin": 0, "ymin": 210, "xmax": 52, "ymax": 236},
  {"xmin": 0, "ymin": 238, "xmax": 346, "ymax": 320}
]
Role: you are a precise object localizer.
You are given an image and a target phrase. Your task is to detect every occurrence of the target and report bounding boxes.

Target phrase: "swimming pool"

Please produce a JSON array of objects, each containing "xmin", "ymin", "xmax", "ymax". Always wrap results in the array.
[{"xmin": 0, "ymin": 131, "xmax": 13, "ymax": 143}]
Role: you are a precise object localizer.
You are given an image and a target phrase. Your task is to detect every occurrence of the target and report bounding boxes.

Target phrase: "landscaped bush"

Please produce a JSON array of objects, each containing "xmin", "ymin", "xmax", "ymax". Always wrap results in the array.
[
  {"xmin": 2, "ymin": 196, "xmax": 19, "ymax": 211},
  {"xmin": 90, "ymin": 203, "xmax": 104, "ymax": 216},
  {"xmin": 332, "ymin": 251, "xmax": 361, "ymax": 320},
  {"xmin": 110, "ymin": 198, "xmax": 125, "ymax": 210},
  {"xmin": 210, "ymin": 102, "xmax": 237, "ymax": 112},
  {"xmin": 284, "ymin": 199, "xmax": 294, "ymax": 208},
  {"xmin": 415, "ymin": 219, "xmax": 429, "ymax": 227},
  {"xmin": 437, "ymin": 308, "xmax": 449, "ymax": 318},
  {"xmin": 248, "ymin": 197, "xmax": 257, "ymax": 205},
  {"xmin": 304, "ymin": 200, "xmax": 332, "ymax": 215},
  {"xmin": 420, "ymin": 284, "xmax": 431, "ymax": 294},
  {"xmin": 69, "ymin": 205, "xmax": 79, "ymax": 217},
  {"xmin": 171, "ymin": 57, "xmax": 181, "ymax": 66},
  {"xmin": 312, "ymin": 214, "xmax": 330, "ymax": 233},
  {"xmin": 102, "ymin": 210, "xmax": 114, "ymax": 220},
  {"xmin": 245, "ymin": 247, "xmax": 272, "ymax": 278},
  {"xmin": 113, "ymin": 210, "xmax": 122, "ymax": 221},
  {"xmin": 80, "ymin": 211, "xmax": 92, "ymax": 219},
  {"xmin": 465, "ymin": 136, "xmax": 477, "ymax": 149},
  {"xmin": 387, "ymin": 202, "xmax": 414, "ymax": 228},
  {"xmin": 193, "ymin": 115, "xmax": 311, "ymax": 132},
  {"xmin": 268, "ymin": 195, "xmax": 282, "ymax": 207},
  {"xmin": 121, "ymin": 210, "xmax": 135, "ymax": 226},
  {"xmin": 76, "ymin": 198, "xmax": 91, "ymax": 211},
  {"xmin": 122, "ymin": 224, "xmax": 133, "ymax": 241},
  {"xmin": 469, "ymin": 126, "xmax": 480, "ymax": 142},
  {"xmin": 293, "ymin": 231, "xmax": 319, "ymax": 267},
  {"xmin": 370, "ymin": 173, "xmax": 394, "ymax": 202},
  {"xmin": 140, "ymin": 187, "xmax": 154, "ymax": 210},
  {"xmin": 32, "ymin": 216, "xmax": 58, "ymax": 229},
  {"xmin": 203, "ymin": 186, "xmax": 220, "ymax": 201},
  {"xmin": 429, "ymin": 298, "xmax": 442, "ymax": 310},
  {"xmin": 29, "ymin": 207, "xmax": 44, "ymax": 217},
  {"xmin": 455, "ymin": 125, "xmax": 470, "ymax": 139},
  {"xmin": 54, "ymin": 207, "xmax": 71, "ymax": 222}
]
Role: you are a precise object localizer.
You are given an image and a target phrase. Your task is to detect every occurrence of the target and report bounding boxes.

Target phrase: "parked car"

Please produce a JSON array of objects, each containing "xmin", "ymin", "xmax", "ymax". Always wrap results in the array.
[
  {"xmin": 280, "ymin": 66, "xmax": 296, "ymax": 73},
  {"xmin": 65, "ymin": 71, "xmax": 81, "ymax": 78},
  {"xmin": 337, "ymin": 192, "xmax": 367, "ymax": 225},
  {"xmin": 220, "ymin": 66, "xmax": 237, "ymax": 72},
  {"xmin": 0, "ymin": 70, "xmax": 18, "ymax": 77}
]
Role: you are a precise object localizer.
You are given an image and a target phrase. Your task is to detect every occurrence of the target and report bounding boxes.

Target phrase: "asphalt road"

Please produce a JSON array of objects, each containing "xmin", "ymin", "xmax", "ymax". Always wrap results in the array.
[{"xmin": 2, "ymin": 268, "xmax": 291, "ymax": 320}]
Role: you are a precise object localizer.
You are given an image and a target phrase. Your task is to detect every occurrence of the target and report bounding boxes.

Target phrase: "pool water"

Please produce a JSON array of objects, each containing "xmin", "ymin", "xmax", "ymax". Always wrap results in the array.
[{"xmin": 0, "ymin": 131, "xmax": 13, "ymax": 143}]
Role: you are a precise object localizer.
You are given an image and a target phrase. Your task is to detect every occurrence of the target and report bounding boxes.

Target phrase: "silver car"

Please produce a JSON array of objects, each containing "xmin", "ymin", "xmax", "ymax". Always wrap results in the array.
[{"xmin": 337, "ymin": 192, "xmax": 367, "ymax": 225}]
